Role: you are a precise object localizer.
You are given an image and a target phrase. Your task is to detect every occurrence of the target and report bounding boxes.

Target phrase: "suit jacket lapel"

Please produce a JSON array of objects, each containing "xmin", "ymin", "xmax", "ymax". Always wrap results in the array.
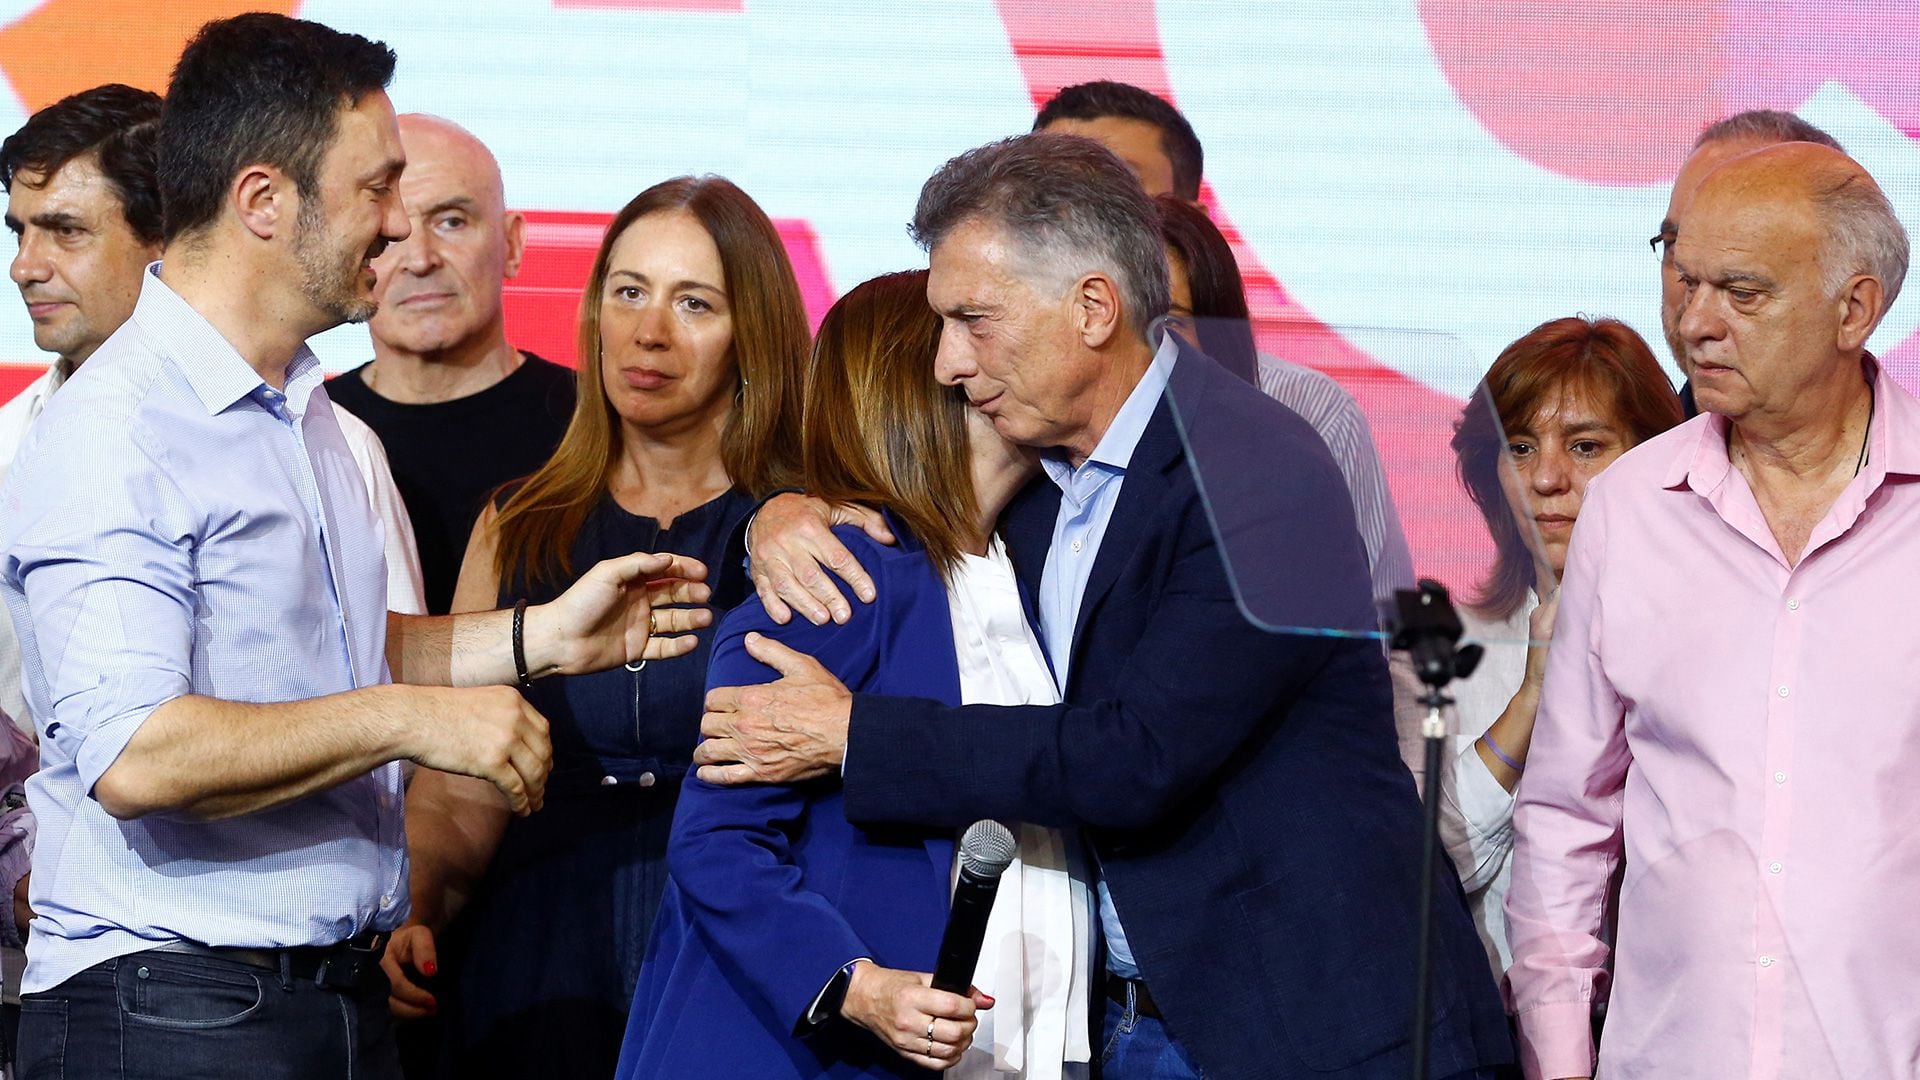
[
  {"xmin": 1066, "ymin": 394, "xmax": 1184, "ymax": 680},
  {"xmin": 1001, "ymin": 475, "xmax": 1057, "ymax": 635}
]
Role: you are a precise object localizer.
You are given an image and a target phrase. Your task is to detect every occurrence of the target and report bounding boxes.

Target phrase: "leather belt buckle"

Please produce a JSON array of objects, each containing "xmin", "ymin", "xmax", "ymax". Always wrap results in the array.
[
  {"xmin": 1104, "ymin": 973, "xmax": 1163, "ymax": 1020},
  {"xmin": 314, "ymin": 931, "xmax": 388, "ymax": 992}
]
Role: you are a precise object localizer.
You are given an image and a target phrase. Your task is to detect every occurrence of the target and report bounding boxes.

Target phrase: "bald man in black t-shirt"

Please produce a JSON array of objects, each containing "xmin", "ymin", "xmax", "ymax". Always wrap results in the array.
[{"xmin": 330, "ymin": 114, "xmax": 576, "ymax": 614}]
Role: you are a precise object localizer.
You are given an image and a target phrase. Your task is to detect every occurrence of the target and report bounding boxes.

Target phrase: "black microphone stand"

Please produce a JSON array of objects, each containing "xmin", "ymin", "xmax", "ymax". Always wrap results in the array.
[{"xmin": 1389, "ymin": 580, "xmax": 1483, "ymax": 1080}]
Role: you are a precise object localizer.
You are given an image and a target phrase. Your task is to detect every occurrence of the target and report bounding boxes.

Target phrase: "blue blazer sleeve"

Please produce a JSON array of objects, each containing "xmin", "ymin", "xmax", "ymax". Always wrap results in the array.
[
  {"xmin": 842, "ymin": 433, "xmax": 1378, "ymax": 833},
  {"xmin": 664, "ymin": 528, "xmax": 890, "ymax": 1032}
]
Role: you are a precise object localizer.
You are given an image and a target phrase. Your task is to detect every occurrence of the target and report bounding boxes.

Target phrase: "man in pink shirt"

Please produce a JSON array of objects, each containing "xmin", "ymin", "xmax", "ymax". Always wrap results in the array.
[{"xmin": 1504, "ymin": 142, "xmax": 1913, "ymax": 1079}]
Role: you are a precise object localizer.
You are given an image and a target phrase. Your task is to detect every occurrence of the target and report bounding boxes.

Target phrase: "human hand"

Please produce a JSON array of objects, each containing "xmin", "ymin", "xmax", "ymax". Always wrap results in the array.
[
  {"xmin": 11, "ymin": 872, "xmax": 29, "ymax": 937},
  {"xmin": 748, "ymin": 494, "xmax": 894, "ymax": 626},
  {"xmin": 527, "ymin": 551, "xmax": 711, "ymax": 675},
  {"xmin": 840, "ymin": 962, "xmax": 992, "ymax": 1071},
  {"xmin": 1521, "ymin": 586, "xmax": 1562, "ymax": 688},
  {"xmin": 382, "ymin": 923, "xmax": 439, "ymax": 1020},
  {"xmin": 401, "ymin": 685, "xmax": 553, "ymax": 815},
  {"xmin": 695, "ymin": 633, "xmax": 851, "ymax": 784}
]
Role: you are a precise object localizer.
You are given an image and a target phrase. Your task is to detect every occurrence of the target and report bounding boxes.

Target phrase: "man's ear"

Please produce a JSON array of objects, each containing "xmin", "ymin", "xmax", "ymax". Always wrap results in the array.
[
  {"xmin": 501, "ymin": 210, "xmax": 527, "ymax": 279},
  {"xmin": 232, "ymin": 164, "xmax": 289, "ymax": 242},
  {"xmin": 1835, "ymin": 272, "xmax": 1886, "ymax": 355},
  {"xmin": 1076, "ymin": 271, "xmax": 1124, "ymax": 349}
]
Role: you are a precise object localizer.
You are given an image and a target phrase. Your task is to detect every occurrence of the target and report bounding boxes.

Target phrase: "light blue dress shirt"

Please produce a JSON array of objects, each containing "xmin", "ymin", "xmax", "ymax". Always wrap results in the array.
[
  {"xmin": 0, "ymin": 267, "xmax": 406, "ymax": 994},
  {"xmin": 1036, "ymin": 334, "xmax": 1175, "ymax": 981}
]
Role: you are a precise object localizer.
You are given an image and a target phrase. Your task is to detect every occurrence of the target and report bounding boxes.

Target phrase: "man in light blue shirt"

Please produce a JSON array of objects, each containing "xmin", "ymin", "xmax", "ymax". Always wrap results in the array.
[
  {"xmin": 1035, "ymin": 337, "xmax": 1173, "ymax": 987},
  {"xmin": 0, "ymin": 16, "xmax": 706, "ymax": 1080}
]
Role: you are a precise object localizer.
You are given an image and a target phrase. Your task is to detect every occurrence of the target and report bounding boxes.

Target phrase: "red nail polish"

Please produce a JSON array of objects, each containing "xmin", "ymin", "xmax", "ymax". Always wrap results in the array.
[{"xmin": 422, "ymin": 960, "xmax": 437, "ymax": 976}]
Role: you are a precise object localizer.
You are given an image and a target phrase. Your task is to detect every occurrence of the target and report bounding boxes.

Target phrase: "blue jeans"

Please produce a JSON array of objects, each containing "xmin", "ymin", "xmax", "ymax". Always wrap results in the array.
[
  {"xmin": 1102, "ymin": 990, "xmax": 1207, "ymax": 1080},
  {"xmin": 15, "ymin": 949, "xmax": 401, "ymax": 1080}
]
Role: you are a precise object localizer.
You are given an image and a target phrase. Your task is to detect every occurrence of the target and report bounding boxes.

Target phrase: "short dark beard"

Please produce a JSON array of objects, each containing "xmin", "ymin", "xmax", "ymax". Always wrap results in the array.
[{"xmin": 294, "ymin": 197, "xmax": 377, "ymax": 326}]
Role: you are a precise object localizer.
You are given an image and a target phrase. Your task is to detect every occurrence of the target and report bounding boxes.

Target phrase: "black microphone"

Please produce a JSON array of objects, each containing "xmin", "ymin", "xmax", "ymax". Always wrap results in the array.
[{"xmin": 930, "ymin": 820, "xmax": 1017, "ymax": 995}]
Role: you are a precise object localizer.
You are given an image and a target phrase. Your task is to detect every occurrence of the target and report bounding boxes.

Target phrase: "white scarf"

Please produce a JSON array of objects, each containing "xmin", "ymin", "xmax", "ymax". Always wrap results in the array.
[{"xmin": 943, "ymin": 539, "xmax": 1093, "ymax": 1078}]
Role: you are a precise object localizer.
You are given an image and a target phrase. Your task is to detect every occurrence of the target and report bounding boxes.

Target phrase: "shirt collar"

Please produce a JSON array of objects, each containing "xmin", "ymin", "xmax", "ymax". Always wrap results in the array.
[
  {"xmin": 1041, "ymin": 333, "xmax": 1178, "ymax": 486},
  {"xmin": 1663, "ymin": 353, "xmax": 1920, "ymax": 493},
  {"xmin": 132, "ymin": 262, "xmax": 320, "ymax": 417}
]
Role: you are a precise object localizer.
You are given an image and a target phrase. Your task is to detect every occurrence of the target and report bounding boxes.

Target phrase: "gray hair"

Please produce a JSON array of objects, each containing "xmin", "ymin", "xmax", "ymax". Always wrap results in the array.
[
  {"xmin": 909, "ymin": 132, "xmax": 1169, "ymax": 340},
  {"xmin": 1812, "ymin": 171, "xmax": 1909, "ymax": 315},
  {"xmin": 1696, "ymin": 109, "xmax": 1843, "ymax": 153}
]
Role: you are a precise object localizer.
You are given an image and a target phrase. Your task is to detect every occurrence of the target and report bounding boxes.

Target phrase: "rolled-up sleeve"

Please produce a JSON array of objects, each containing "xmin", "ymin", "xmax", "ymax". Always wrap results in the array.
[
  {"xmin": 2, "ymin": 410, "xmax": 196, "ymax": 795},
  {"xmin": 1448, "ymin": 740, "xmax": 1517, "ymax": 893},
  {"xmin": 1391, "ymin": 655, "xmax": 1514, "ymax": 894},
  {"xmin": 1502, "ymin": 480, "xmax": 1631, "ymax": 1080}
]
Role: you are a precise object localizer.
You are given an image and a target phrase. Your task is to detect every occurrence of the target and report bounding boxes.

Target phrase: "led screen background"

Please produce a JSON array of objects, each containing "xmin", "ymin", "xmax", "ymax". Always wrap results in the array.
[{"xmin": 1, "ymin": 0, "xmax": 1916, "ymax": 576}]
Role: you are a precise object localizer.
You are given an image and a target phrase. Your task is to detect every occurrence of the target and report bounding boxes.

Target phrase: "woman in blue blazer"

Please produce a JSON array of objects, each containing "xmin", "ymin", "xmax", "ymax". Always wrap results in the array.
[{"xmin": 617, "ymin": 270, "xmax": 1049, "ymax": 1078}]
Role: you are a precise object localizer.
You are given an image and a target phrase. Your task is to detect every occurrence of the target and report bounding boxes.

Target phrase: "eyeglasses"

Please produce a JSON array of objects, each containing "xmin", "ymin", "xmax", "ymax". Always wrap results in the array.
[{"xmin": 1648, "ymin": 232, "xmax": 1674, "ymax": 260}]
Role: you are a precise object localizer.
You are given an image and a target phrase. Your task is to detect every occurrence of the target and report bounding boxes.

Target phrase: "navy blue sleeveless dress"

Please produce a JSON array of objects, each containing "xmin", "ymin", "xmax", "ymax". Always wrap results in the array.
[{"xmin": 428, "ymin": 487, "xmax": 753, "ymax": 1079}]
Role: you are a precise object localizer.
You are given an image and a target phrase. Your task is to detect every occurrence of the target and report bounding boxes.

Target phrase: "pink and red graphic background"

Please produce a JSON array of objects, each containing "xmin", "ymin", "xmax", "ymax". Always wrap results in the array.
[{"xmin": 2, "ymin": 0, "xmax": 1916, "ymax": 591}]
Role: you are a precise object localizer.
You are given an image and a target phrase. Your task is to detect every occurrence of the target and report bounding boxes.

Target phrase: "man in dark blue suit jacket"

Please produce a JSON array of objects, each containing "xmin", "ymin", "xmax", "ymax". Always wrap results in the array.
[{"xmin": 699, "ymin": 132, "xmax": 1512, "ymax": 1079}]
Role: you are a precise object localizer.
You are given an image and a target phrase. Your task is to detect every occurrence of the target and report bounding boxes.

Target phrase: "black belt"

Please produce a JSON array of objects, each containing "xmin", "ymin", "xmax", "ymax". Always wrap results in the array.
[
  {"xmin": 1105, "ymin": 973, "xmax": 1163, "ymax": 1020},
  {"xmin": 150, "ymin": 930, "xmax": 388, "ymax": 992}
]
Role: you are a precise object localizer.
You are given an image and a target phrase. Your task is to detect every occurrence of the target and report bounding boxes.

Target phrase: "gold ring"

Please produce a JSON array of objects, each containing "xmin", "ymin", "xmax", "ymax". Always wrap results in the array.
[{"xmin": 648, "ymin": 611, "xmax": 658, "ymax": 632}]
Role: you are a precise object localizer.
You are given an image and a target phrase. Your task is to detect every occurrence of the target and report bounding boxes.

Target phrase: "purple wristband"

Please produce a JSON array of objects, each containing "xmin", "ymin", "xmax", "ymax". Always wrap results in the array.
[{"xmin": 1481, "ymin": 731, "xmax": 1525, "ymax": 773}]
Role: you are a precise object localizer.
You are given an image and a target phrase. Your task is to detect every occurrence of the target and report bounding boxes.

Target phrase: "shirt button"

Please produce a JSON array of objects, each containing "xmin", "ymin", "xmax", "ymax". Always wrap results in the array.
[
  {"xmin": 1070, "ymin": 538, "xmax": 1083, "ymax": 553},
  {"xmin": 600, "ymin": 775, "xmax": 618, "ymax": 786},
  {"xmin": 1786, "ymin": 598, "xmax": 1800, "ymax": 611},
  {"xmin": 380, "ymin": 894, "xmax": 393, "ymax": 907},
  {"xmin": 1768, "ymin": 861, "xmax": 1783, "ymax": 875},
  {"xmin": 1758, "ymin": 955, "xmax": 1775, "ymax": 968},
  {"xmin": 1777, "ymin": 685, "xmax": 1790, "ymax": 698},
  {"xmin": 1774, "ymin": 771, "xmax": 1787, "ymax": 784},
  {"xmin": 638, "ymin": 772, "xmax": 657, "ymax": 788}
]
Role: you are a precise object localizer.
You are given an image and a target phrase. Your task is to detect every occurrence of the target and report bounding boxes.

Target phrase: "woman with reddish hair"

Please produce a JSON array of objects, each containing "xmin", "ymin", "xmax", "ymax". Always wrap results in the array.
[{"xmin": 1411, "ymin": 315, "xmax": 1683, "ymax": 978}]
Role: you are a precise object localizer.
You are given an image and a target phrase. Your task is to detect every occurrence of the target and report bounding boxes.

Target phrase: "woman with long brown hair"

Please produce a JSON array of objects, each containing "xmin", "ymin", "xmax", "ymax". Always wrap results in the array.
[
  {"xmin": 1410, "ymin": 315, "xmax": 1682, "ymax": 979},
  {"xmin": 618, "ymin": 269, "xmax": 1093, "ymax": 1079},
  {"xmin": 381, "ymin": 174, "xmax": 810, "ymax": 1078}
]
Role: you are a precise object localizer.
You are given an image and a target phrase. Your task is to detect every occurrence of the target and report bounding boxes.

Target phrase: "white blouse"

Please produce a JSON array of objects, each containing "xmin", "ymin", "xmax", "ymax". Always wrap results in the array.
[
  {"xmin": 944, "ymin": 537, "xmax": 1093, "ymax": 1080},
  {"xmin": 1393, "ymin": 592, "xmax": 1536, "ymax": 978}
]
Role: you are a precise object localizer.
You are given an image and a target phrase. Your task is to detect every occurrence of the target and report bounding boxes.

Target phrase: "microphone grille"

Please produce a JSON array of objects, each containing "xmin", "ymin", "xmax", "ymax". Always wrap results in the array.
[{"xmin": 958, "ymin": 819, "xmax": 1017, "ymax": 879}]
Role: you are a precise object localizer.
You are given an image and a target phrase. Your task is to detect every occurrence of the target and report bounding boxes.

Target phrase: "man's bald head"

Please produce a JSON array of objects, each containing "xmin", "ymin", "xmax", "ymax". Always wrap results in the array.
[
  {"xmin": 368, "ymin": 112, "xmax": 524, "ymax": 363},
  {"xmin": 395, "ymin": 113, "xmax": 506, "ymax": 215},
  {"xmin": 1657, "ymin": 114, "xmax": 1842, "ymax": 376},
  {"xmin": 1672, "ymin": 142, "xmax": 1905, "ymax": 423},
  {"xmin": 1690, "ymin": 142, "xmax": 1907, "ymax": 316}
]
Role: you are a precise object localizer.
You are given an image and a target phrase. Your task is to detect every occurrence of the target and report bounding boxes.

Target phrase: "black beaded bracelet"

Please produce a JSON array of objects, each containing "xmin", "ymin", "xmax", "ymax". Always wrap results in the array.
[{"xmin": 511, "ymin": 598, "xmax": 533, "ymax": 689}]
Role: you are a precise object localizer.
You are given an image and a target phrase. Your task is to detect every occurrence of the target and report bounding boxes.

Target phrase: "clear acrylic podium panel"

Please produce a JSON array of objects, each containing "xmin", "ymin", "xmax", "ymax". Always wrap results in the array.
[
  {"xmin": 1169, "ymin": 317, "xmax": 1553, "ymax": 647},
  {"xmin": 1169, "ymin": 317, "xmax": 1841, "ymax": 1071}
]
